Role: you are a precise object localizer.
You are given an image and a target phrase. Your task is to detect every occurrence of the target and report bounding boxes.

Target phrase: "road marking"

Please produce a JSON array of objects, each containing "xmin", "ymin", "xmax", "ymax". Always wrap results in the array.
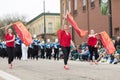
[{"xmin": 0, "ymin": 70, "xmax": 21, "ymax": 80}]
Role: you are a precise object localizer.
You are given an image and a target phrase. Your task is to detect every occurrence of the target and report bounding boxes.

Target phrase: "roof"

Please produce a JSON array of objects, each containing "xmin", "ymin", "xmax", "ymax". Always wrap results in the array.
[{"xmin": 27, "ymin": 13, "xmax": 60, "ymax": 25}]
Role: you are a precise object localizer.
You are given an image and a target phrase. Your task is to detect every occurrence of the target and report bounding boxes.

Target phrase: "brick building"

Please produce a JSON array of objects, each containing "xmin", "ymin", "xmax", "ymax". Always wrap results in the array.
[{"xmin": 60, "ymin": 0, "xmax": 120, "ymax": 45}]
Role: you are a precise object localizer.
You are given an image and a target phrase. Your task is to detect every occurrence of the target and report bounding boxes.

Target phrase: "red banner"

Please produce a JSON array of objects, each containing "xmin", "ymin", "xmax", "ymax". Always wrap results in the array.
[
  {"xmin": 99, "ymin": 31, "xmax": 116, "ymax": 54},
  {"xmin": 13, "ymin": 21, "xmax": 33, "ymax": 46},
  {"xmin": 67, "ymin": 13, "xmax": 88, "ymax": 37}
]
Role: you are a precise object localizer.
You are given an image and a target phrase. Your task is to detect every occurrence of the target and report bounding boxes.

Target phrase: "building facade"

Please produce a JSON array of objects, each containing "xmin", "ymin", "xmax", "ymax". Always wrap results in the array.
[
  {"xmin": 27, "ymin": 13, "xmax": 60, "ymax": 41},
  {"xmin": 60, "ymin": 0, "xmax": 120, "ymax": 45}
]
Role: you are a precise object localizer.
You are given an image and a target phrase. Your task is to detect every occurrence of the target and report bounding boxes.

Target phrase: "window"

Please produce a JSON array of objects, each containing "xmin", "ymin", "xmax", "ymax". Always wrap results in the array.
[
  {"xmin": 99, "ymin": 0, "xmax": 101, "ymax": 6},
  {"xmin": 48, "ymin": 23, "xmax": 53, "ymax": 33},
  {"xmin": 114, "ymin": 27, "xmax": 120, "ymax": 36},
  {"xmin": 82, "ymin": 0, "xmax": 87, "ymax": 11},
  {"xmin": 68, "ymin": 0, "xmax": 71, "ymax": 12},
  {"xmin": 74, "ymin": 0, "xmax": 77, "ymax": 14},
  {"xmin": 91, "ymin": 0, "xmax": 95, "ymax": 8}
]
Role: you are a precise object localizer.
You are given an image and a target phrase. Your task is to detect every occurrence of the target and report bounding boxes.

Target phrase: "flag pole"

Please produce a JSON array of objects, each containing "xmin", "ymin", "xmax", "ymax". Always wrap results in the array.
[
  {"xmin": 109, "ymin": 0, "xmax": 112, "ymax": 38},
  {"xmin": 43, "ymin": 0, "xmax": 46, "ymax": 42}
]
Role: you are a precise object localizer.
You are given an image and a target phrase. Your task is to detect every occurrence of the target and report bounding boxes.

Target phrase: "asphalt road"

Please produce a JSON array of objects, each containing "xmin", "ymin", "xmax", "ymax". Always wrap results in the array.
[{"xmin": 0, "ymin": 58, "xmax": 120, "ymax": 80}]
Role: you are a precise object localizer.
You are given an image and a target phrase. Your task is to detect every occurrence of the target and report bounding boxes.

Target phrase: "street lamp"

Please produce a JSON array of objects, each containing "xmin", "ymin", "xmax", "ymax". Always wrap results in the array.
[{"xmin": 43, "ymin": 0, "xmax": 46, "ymax": 42}]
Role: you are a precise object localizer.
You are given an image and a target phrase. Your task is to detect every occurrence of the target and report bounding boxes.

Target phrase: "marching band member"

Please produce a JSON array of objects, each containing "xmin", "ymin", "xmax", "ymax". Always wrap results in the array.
[
  {"xmin": 21, "ymin": 42, "xmax": 28, "ymax": 60},
  {"xmin": 39, "ymin": 40, "xmax": 45, "ymax": 59},
  {"xmin": 53, "ymin": 39, "xmax": 60, "ymax": 60},
  {"xmin": 45, "ymin": 39, "xmax": 53, "ymax": 60}
]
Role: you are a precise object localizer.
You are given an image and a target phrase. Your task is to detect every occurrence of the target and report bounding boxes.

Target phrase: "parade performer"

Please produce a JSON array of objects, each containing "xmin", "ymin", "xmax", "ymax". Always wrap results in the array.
[
  {"xmin": 59, "ymin": 23, "xmax": 75, "ymax": 70},
  {"xmin": 32, "ymin": 35, "xmax": 40, "ymax": 60},
  {"xmin": 87, "ymin": 29, "xmax": 99, "ymax": 65},
  {"xmin": 58, "ymin": 11, "xmax": 76, "ymax": 70},
  {"xmin": 53, "ymin": 39, "xmax": 60, "ymax": 60},
  {"xmin": 15, "ymin": 35, "xmax": 22, "ymax": 60},
  {"xmin": 39, "ymin": 40, "xmax": 45, "ymax": 59},
  {"xmin": 5, "ymin": 23, "xmax": 15, "ymax": 69},
  {"xmin": 21, "ymin": 42, "xmax": 28, "ymax": 60},
  {"xmin": 45, "ymin": 39, "xmax": 53, "ymax": 60}
]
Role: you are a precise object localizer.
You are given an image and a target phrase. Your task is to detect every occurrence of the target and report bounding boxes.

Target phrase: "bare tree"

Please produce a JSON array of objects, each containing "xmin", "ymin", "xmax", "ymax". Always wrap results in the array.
[{"xmin": 0, "ymin": 14, "xmax": 27, "ymax": 40}]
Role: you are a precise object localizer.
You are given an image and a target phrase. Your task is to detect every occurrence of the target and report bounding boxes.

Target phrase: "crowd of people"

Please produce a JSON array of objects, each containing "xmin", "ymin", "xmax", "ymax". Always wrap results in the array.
[
  {"xmin": 0, "ymin": 37, "xmax": 61, "ymax": 60},
  {"xmin": 0, "ymin": 22, "xmax": 120, "ymax": 70},
  {"xmin": 0, "ymin": 34, "xmax": 120, "ymax": 64}
]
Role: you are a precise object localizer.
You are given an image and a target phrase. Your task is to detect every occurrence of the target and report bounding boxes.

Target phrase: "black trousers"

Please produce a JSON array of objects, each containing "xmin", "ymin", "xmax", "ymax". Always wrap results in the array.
[
  {"xmin": 7, "ymin": 47, "xmax": 14, "ymax": 64},
  {"xmin": 46, "ymin": 48, "xmax": 52, "ymax": 59},
  {"xmin": 28, "ymin": 47, "xmax": 33, "ymax": 59},
  {"xmin": 88, "ymin": 46, "xmax": 99, "ymax": 61},
  {"xmin": 61, "ymin": 46, "xmax": 70, "ymax": 65},
  {"xmin": 33, "ymin": 45, "xmax": 39, "ymax": 60},
  {"xmin": 40, "ymin": 49, "xmax": 45, "ymax": 59},
  {"xmin": 15, "ymin": 44, "xmax": 22, "ymax": 60},
  {"xmin": 54, "ymin": 48, "xmax": 59, "ymax": 60}
]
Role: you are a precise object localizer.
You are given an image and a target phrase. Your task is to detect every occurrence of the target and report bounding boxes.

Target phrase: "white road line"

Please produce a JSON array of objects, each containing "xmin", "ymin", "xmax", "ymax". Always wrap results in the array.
[{"xmin": 0, "ymin": 70, "xmax": 21, "ymax": 80}]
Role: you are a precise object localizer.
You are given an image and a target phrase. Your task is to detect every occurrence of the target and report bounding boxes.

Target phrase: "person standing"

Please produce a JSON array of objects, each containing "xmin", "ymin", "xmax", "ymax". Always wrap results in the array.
[
  {"xmin": 21, "ymin": 42, "xmax": 28, "ymax": 60},
  {"xmin": 114, "ymin": 36, "xmax": 120, "ymax": 49},
  {"xmin": 5, "ymin": 23, "xmax": 15, "ymax": 69},
  {"xmin": 32, "ymin": 36, "xmax": 40, "ymax": 60},
  {"xmin": 53, "ymin": 39, "xmax": 60, "ymax": 60},
  {"xmin": 59, "ymin": 24, "xmax": 75, "ymax": 70},
  {"xmin": 15, "ymin": 35, "xmax": 22, "ymax": 60},
  {"xmin": 87, "ymin": 29, "xmax": 99, "ymax": 65},
  {"xmin": 45, "ymin": 39, "xmax": 53, "ymax": 60},
  {"xmin": 0, "ymin": 39, "xmax": 2, "ymax": 57},
  {"xmin": 39, "ymin": 40, "xmax": 45, "ymax": 59}
]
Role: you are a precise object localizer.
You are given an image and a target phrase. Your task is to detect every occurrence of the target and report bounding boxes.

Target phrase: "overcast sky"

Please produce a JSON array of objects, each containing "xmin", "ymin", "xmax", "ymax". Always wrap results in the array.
[{"xmin": 0, "ymin": 0, "xmax": 60, "ymax": 21}]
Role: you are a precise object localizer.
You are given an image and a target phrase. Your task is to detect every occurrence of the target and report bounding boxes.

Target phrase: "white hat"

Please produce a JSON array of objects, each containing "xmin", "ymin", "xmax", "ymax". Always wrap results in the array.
[
  {"xmin": 33, "ymin": 34, "xmax": 36, "ymax": 38},
  {"xmin": 47, "ymin": 39, "xmax": 50, "ymax": 42},
  {"xmin": 42, "ymin": 41, "xmax": 45, "ymax": 44},
  {"xmin": 55, "ymin": 39, "xmax": 58, "ymax": 42}
]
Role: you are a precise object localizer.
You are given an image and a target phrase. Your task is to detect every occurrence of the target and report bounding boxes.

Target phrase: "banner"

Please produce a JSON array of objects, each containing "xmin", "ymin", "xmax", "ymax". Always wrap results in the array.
[
  {"xmin": 13, "ymin": 21, "xmax": 33, "ymax": 46},
  {"xmin": 100, "ymin": 0, "xmax": 109, "ymax": 15},
  {"xmin": 99, "ymin": 31, "xmax": 115, "ymax": 54},
  {"xmin": 67, "ymin": 13, "xmax": 88, "ymax": 37}
]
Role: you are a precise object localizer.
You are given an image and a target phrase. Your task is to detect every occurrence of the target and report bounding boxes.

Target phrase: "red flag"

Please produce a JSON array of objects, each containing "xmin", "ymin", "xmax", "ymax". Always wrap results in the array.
[
  {"xmin": 67, "ymin": 13, "xmax": 88, "ymax": 37},
  {"xmin": 99, "ymin": 31, "xmax": 116, "ymax": 54},
  {"xmin": 13, "ymin": 21, "xmax": 33, "ymax": 46}
]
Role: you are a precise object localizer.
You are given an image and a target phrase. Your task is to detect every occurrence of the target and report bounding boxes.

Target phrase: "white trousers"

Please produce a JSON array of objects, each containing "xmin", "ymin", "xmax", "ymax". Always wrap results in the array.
[{"xmin": 21, "ymin": 43, "xmax": 28, "ymax": 60}]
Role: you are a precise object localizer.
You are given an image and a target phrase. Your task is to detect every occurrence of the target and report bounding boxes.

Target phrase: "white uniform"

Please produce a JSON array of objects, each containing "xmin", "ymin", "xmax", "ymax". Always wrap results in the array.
[{"xmin": 22, "ymin": 43, "xmax": 28, "ymax": 60}]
